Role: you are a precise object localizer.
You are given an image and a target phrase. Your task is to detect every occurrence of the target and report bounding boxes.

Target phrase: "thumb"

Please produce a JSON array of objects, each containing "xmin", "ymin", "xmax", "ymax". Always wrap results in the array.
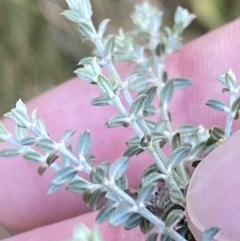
[{"xmin": 187, "ymin": 129, "xmax": 240, "ymax": 241}]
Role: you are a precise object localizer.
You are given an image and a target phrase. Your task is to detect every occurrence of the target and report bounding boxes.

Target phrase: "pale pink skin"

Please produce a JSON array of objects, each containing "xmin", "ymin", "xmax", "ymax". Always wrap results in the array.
[{"xmin": 0, "ymin": 19, "xmax": 240, "ymax": 241}]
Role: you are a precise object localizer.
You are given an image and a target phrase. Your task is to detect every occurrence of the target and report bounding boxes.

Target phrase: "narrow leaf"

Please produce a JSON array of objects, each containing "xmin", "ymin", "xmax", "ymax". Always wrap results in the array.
[
  {"xmin": 167, "ymin": 144, "xmax": 191, "ymax": 170},
  {"xmin": 66, "ymin": 178, "xmax": 92, "ymax": 193},
  {"xmin": 77, "ymin": 129, "xmax": 91, "ymax": 156},
  {"xmin": 146, "ymin": 231, "xmax": 158, "ymax": 241},
  {"xmin": 61, "ymin": 130, "xmax": 75, "ymax": 143},
  {"xmin": 52, "ymin": 166, "xmax": 77, "ymax": 185},
  {"xmin": 108, "ymin": 157, "xmax": 129, "ymax": 180},
  {"xmin": 105, "ymin": 114, "xmax": 130, "ymax": 128},
  {"xmin": 97, "ymin": 75, "xmax": 114, "ymax": 98},
  {"xmin": 124, "ymin": 213, "xmax": 142, "ymax": 230},
  {"xmin": 109, "ymin": 206, "xmax": 131, "ymax": 226},
  {"xmin": 91, "ymin": 94, "xmax": 111, "ymax": 106},
  {"xmin": 91, "ymin": 166, "xmax": 105, "ymax": 184},
  {"xmin": 96, "ymin": 202, "xmax": 116, "ymax": 223},
  {"xmin": 172, "ymin": 78, "xmax": 193, "ymax": 89},
  {"xmin": 200, "ymin": 227, "xmax": 220, "ymax": 241},
  {"xmin": 105, "ymin": 36, "xmax": 115, "ymax": 56},
  {"xmin": 0, "ymin": 148, "xmax": 20, "ymax": 157},
  {"xmin": 130, "ymin": 94, "xmax": 147, "ymax": 114},
  {"xmin": 36, "ymin": 138, "xmax": 55, "ymax": 152},
  {"xmin": 138, "ymin": 182, "xmax": 157, "ymax": 203},
  {"xmin": 160, "ymin": 80, "xmax": 174, "ymax": 104},
  {"xmin": 98, "ymin": 19, "xmax": 110, "ymax": 37},
  {"xmin": 165, "ymin": 209, "xmax": 184, "ymax": 229},
  {"xmin": 23, "ymin": 151, "xmax": 42, "ymax": 162},
  {"xmin": 206, "ymin": 99, "xmax": 227, "ymax": 112}
]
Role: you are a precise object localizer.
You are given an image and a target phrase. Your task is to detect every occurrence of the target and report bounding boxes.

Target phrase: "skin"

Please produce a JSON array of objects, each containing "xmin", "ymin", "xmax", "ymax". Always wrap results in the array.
[{"xmin": 0, "ymin": 19, "xmax": 240, "ymax": 241}]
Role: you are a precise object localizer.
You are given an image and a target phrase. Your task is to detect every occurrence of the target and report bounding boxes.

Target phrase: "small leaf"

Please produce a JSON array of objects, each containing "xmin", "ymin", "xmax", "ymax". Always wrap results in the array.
[
  {"xmin": 108, "ymin": 157, "xmax": 129, "ymax": 180},
  {"xmin": 91, "ymin": 166, "xmax": 105, "ymax": 184},
  {"xmin": 142, "ymin": 172, "xmax": 167, "ymax": 185},
  {"xmin": 97, "ymin": 75, "xmax": 114, "ymax": 98},
  {"xmin": 126, "ymin": 136, "xmax": 140, "ymax": 147},
  {"xmin": 66, "ymin": 178, "xmax": 92, "ymax": 193},
  {"xmin": 96, "ymin": 202, "xmax": 116, "ymax": 223},
  {"xmin": 146, "ymin": 231, "xmax": 158, "ymax": 241},
  {"xmin": 4, "ymin": 109, "xmax": 29, "ymax": 127},
  {"xmin": 224, "ymin": 71, "xmax": 235, "ymax": 91},
  {"xmin": 79, "ymin": 0, "xmax": 92, "ymax": 18},
  {"xmin": 200, "ymin": 227, "xmax": 220, "ymax": 241},
  {"xmin": 46, "ymin": 153, "xmax": 59, "ymax": 166},
  {"xmin": 169, "ymin": 189, "xmax": 183, "ymax": 204},
  {"xmin": 0, "ymin": 148, "xmax": 20, "ymax": 157},
  {"xmin": 51, "ymin": 166, "xmax": 77, "ymax": 185},
  {"xmin": 16, "ymin": 99, "xmax": 27, "ymax": 113},
  {"xmin": 209, "ymin": 126, "xmax": 225, "ymax": 140},
  {"xmin": 138, "ymin": 182, "xmax": 157, "ymax": 203},
  {"xmin": 172, "ymin": 78, "xmax": 193, "ymax": 89},
  {"xmin": 177, "ymin": 125, "xmax": 198, "ymax": 137},
  {"xmin": 91, "ymin": 94, "xmax": 111, "ymax": 106},
  {"xmin": 61, "ymin": 130, "xmax": 75, "ymax": 143},
  {"xmin": 109, "ymin": 205, "xmax": 131, "ymax": 226},
  {"xmin": 124, "ymin": 213, "xmax": 142, "ymax": 230},
  {"xmin": 105, "ymin": 36, "xmax": 115, "ymax": 56},
  {"xmin": 85, "ymin": 154, "xmax": 96, "ymax": 164},
  {"xmin": 206, "ymin": 99, "xmax": 227, "ymax": 112},
  {"xmin": 115, "ymin": 175, "xmax": 127, "ymax": 190},
  {"xmin": 151, "ymin": 132, "xmax": 165, "ymax": 145},
  {"xmin": 78, "ymin": 21, "xmax": 95, "ymax": 39},
  {"xmin": 124, "ymin": 145, "xmax": 144, "ymax": 157},
  {"xmin": 98, "ymin": 19, "xmax": 110, "ymax": 37},
  {"xmin": 130, "ymin": 94, "xmax": 147, "ymax": 115},
  {"xmin": 167, "ymin": 144, "xmax": 191, "ymax": 170},
  {"xmin": 47, "ymin": 183, "xmax": 61, "ymax": 194},
  {"xmin": 61, "ymin": 10, "xmax": 80, "ymax": 22},
  {"xmin": 171, "ymin": 132, "xmax": 180, "ymax": 150},
  {"xmin": 105, "ymin": 114, "xmax": 130, "ymax": 128},
  {"xmin": 74, "ymin": 67, "xmax": 96, "ymax": 82},
  {"xmin": 231, "ymin": 96, "xmax": 240, "ymax": 114},
  {"xmin": 15, "ymin": 125, "xmax": 28, "ymax": 140},
  {"xmin": 164, "ymin": 209, "xmax": 184, "ymax": 229},
  {"xmin": 77, "ymin": 129, "xmax": 91, "ymax": 156},
  {"xmin": 36, "ymin": 138, "xmax": 55, "ymax": 152},
  {"xmin": 140, "ymin": 218, "xmax": 153, "ymax": 234},
  {"xmin": 23, "ymin": 151, "xmax": 42, "ymax": 162},
  {"xmin": 160, "ymin": 80, "xmax": 174, "ymax": 104},
  {"xmin": 38, "ymin": 165, "xmax": 47, "ymax": 176},
  {"xmin": 142, "ymin": 86, "xmax": 157, "ymax": 109},
  {"xmin": 89, "ymin": 189, "xmax": 106, "ymax": 210},
  {"xmin": 155, "ymin": 121, "xmax": 168, "ymax": 133},
  {"xmin": 20, "ymin": 136, "xmax": 36, "ymax": 146}
]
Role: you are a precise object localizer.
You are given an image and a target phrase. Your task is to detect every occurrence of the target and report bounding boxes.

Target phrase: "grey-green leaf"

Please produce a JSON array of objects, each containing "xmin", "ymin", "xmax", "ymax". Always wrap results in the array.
[
  {"xmin": 52, "ymin": 166, "xmax": 77, "ymax": 185},
  {"xmin": 105, "ymin": 114, "xmax": 130, "ymax": 128},
  {"xmin": 108, "ymin": 157, "xmax": 128, "ymax": 180},
  {"xmin": 23, "ymin": 151, "xmax": 42, "ymax": 162},
  {"xmin": 171, "ymin": 132, "xmax": 181, "ymax": 150},
  {"xmin": 206, "ymin": 99, "xmax": 227, "ymax": 112},
  {"xmin": 124, "ymin": 213, "xmax": 142, "ymax": 230},
  {"xmin": 91, "ymin": 94, "xmax": 111, "ymax": 106},
  {"xmin": 109, "ymin": 205, "xmax": 132, "ymax": 226},
  {"xmin": 177, "ymin": 125, "xmax": 198, "ymax": 136},
  {"xmin": 164, "ymin": 209, "xmax": 184, "ymax": 229},
  {"xmin": 66, "ymin": 178, "xmax": 92, "ymax": 193},
  {"xmin": 0, "ymin": 148, "xmax": 20, "ymax": 157},
  {"xmin": 160, "ymin": 80, "xmax": 174, "ymax": 104},
  {"xmin": 77, "ymin": 129, "xmax": 91, "ymax": 156},
  {"xmin": 124, "ymin": 145, "xmax": 144, "ymax": 157},
  {"xmin": 61, "ymin": 130, "xmax": 75, "ymax": 143},
  {"xmin": 46, "ymin": 153, "xmax": 59, "ymax": 166},
  {"xmin": 105, "ymin": 36, "xmax": 115, "ymax": 56},
  {"xmin": 167, "ymin": 144, "xmax": 191, "ymax": 170},
  {"xmin": 97, "ymin": 75, "xmax": 114, "ymax": 98},
  {"xmin": 79, "ymin": 0, "xmax": 92, "ymax": 18},
  {"xmin": 146, "ymin": 231, "xmax": 158, "ymax": 241},
  {"xmin": 20, "ymin": 136, "xmax": 36, "ymax": 146},
  {"xmin": 62, "ymin": 10, "xmax": 81, "ymax": 22},
  {"xmin": 172, "ymin": 78, "xmax": 193, "ymax": 89},
  {"xmin": 36, "ymin": 138, "xmax": 55, "ymax": 152},
  {"xmin": 200, "ymin": 227, "xmax": 220, "ymax": 241},
  {"xmin": 130, "ymin": 94, "xmax": 147, "ymax": 114},
  {"xmin": 96, "ymin": 202, "xmax": 116, "ymax": 223},
  {"xmin": 98, "ymin": 19, "xmax": 110, "ymax": 37},
  {"xmin": 78, "ymin": 21, "xmax": 95, "ymax": 39},
  {"xmin": 74, "ymin": 68, "xmax": 96, "ymax": 82},
  {"xmin": 138, "ymin": 182, "xmax": 157, "ymax": 203},
  {"xmin": 91, "ymin": 166, "xmax": 105, "ymax": 184}
]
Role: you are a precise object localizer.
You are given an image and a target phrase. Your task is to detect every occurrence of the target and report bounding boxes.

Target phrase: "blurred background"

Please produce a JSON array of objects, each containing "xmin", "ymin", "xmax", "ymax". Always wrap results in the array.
[
  {"xmin": 0, "ymin": 0, "xmax": 240, "ymax": 239},
  {"xmin": 0, "ymin": 0, "xmax": 240, "ymax": 116}
]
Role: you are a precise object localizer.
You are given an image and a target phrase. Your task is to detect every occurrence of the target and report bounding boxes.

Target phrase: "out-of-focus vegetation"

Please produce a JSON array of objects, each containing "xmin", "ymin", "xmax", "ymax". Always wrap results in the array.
[{"xmin": 0, "ymin": 0, "xmax": 239, "ymax": 115}]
